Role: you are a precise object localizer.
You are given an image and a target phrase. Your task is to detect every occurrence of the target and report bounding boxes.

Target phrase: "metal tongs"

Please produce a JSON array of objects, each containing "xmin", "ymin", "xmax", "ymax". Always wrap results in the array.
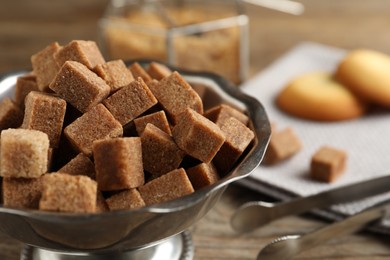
[
  {"xmin": 257, "ymin": 200, "xmax": 390, "ymax": 259},
  {"xmin": 231, "ymin": 175, "xmax": 390, "ymax": 259},
  {"xmin": 231, "ymin": 174, "xmax": 390, "ymax": 232}
]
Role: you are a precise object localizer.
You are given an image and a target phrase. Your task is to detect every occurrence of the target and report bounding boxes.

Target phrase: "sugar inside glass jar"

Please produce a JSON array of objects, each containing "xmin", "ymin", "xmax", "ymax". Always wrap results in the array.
[{"xmin": 99, "ymin": 0, "xmax": 249, "ymax": 84}]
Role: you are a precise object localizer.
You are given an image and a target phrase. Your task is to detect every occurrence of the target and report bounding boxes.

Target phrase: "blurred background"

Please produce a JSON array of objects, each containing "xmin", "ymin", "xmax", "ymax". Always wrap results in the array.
[{"xmin": 1, "ymin": 0, "xmax": 389, "ymax": 78}]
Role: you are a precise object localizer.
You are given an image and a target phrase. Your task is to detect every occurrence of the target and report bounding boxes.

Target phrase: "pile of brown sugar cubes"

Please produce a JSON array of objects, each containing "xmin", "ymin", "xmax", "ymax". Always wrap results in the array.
[{"xmin": 0, "ymin": 40, "xmax": 255, "ymax": 213}]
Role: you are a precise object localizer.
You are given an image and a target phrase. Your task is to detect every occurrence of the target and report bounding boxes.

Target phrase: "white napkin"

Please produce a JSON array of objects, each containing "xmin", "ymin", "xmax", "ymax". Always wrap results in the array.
[{"xmin": 239, "ymin": 42, "xmax": 390, "ymax": 231}]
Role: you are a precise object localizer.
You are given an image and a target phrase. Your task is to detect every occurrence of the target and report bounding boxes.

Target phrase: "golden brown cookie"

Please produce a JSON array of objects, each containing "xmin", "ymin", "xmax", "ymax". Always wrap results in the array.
[
  {"xmin": 335, "ymin": 49, "xmax": 390, "ymax": 107},
  {"xmin": 276, "ymin": 71, "xmax": 366, "ymax": 121}
]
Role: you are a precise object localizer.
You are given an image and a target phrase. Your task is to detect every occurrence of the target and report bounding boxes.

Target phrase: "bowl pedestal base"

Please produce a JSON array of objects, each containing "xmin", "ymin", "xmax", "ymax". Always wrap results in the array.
[{"xmin": 20, "ymin": 230, "xmax": 193, "ymax": 260}]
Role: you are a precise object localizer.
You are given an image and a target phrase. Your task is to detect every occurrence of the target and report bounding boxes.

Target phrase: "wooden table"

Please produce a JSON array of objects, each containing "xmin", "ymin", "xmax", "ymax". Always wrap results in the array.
[{"xmin": 1, "ymin": 1, "xmax": 390, "ymax": 259}]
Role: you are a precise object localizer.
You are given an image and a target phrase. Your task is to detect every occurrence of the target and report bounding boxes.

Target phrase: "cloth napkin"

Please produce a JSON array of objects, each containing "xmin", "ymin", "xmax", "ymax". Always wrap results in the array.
[{"xmin": 239, "ymin": 42, "xmax": 390, "ymax": 232}]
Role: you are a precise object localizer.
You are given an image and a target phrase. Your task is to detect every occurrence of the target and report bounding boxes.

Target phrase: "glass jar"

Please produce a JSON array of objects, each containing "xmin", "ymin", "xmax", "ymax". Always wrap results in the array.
[{"xmin": 99, "ymin": 0, "xmax": 249, "ymax": 84}]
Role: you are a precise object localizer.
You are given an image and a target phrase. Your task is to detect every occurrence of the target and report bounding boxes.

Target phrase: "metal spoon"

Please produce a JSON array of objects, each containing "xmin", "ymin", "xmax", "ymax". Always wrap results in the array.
[
  {"xmin": 231, "ymin": 174, "xmax": 390, "ymax": 233},
  {"xmin": 257, "ymin": 200, "xmax": 390, "ymax": 260}
]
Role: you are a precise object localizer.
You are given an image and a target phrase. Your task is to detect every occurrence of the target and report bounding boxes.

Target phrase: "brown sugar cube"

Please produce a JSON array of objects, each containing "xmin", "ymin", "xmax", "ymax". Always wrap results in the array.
[
  {"xmin": 0, "ymin": 98, "xmax": 23, "ymax": 131},
  {"xmin": 2, "ymin": 177, "xmax": 42, "ymax": 209},
  {"xmin": 204, "ymin": 104, "xmax": 249, "ymax": 127},
  {"xmin": 172, "ymin": 108, "xmax": 225, "ymax": 163},
  {"xmin": 186, "ymin": 163, "xmax": 220, "ymax": 190},
  {"xmin": 141, "ymin": 124, "xmax": 184, "ymax": 177},
  {"xmin": 54, "ymin": 40, "xmax": 105, "ymax": 69},
  {"xmin": 134, "ymin": 110, "xmax": 172, "ymax": 136},
  {"xmin": 103, "ymin": 77, "xmax": 157, "ymax": 125},
  {"xmin": 147, "ymin": 62, "xmax": 172, "ymax": 80},
  {"xmin": 93, "ymin": 137, "xmax": 144, "ymax": 191},
  {"xmin": 15, "ymin": 74, "xmax": 39, "ymax": 108},
  {"xmin": 138, "ymin": 168, "xmax": 194, "ymax": 206},
  {"xmin": 31, "ymin": 42, "xmax": 61, "ymax": 91},
  {"xmin": 22, "ymin": 91, "xmax": 67, "ymax": 148},
  {"xmin": 58, "ymin": 153, "xmax": 96, "ymax": 179},
  {"xmin": 213, "ymin": 117, "xmax": 255, "ymax": 174},
  {"xmin": 310, "ymin": 146, "xmax": 347, "ymax": 183},
  {"xmin": 148, "ymin": 71, "xmax": 203, "ymax": 123},
  {"xmin": 50, "ymin": 61, "xmax": 110, "ymax": 113},
  {"xmin": 106, "ymin": 189, "xmax": 145, "ymax": 211},
  {"xmin": 263, "ymin": 127, "xmax": 302, "ymax": 165},
  {"xmin": 0, "ymin": 129, "xmax": 49, "ymax": 178},
  {"xmin": 94, "ymin": 59, "xmax": 134, "ymax": 93},
  {"xmin": 128, "ymin": 62, "xmax": 152, "ymax": 83},
  {"xmin": 96, "ymin": 191, "xmax": 109, "ymax": 213},
  {"xmin": 39, "ymin": 173, "xmax": 97, "ymax": 213},
  {"xmin": 64, "ymin": 104, "xmax": 123, "ymax": 156}
]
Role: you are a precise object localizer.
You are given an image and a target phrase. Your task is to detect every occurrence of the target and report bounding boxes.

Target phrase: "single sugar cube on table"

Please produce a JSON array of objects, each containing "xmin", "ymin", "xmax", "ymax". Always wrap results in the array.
[{"xmin": 310, "ymin": 146, "xmax": 347, "ymax": 183}]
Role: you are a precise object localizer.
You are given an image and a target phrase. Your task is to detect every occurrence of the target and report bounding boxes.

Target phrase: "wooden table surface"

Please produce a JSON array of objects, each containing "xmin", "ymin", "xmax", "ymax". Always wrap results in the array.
[{"xmin": 1, "ymin": 1, "xmax": 390, "ymax": 259}]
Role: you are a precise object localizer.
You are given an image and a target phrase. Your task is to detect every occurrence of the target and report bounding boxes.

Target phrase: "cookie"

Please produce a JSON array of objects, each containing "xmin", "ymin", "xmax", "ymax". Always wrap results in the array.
[
  {"xmin": 276, "ymin": 71, "xmax": 366, "ymax": 121},
  {"xmin": 335, "ymin": 49, "xmax": 390, "ymax": 107}
]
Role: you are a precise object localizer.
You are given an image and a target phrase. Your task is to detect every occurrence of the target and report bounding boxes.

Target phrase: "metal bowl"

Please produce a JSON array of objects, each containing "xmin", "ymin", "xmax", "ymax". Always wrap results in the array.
[{"xmin": 0, "ymin": 64, "xmax": 270, "ymax": 253}]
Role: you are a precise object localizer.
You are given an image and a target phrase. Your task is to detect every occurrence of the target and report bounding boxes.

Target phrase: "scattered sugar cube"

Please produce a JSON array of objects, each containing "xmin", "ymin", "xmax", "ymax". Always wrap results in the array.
[
  {"xmin": 263, "ymin": 127, "xmax": 302, "ymax": 165},
  {"xmin": 310, "ymin": 146, "xmax": 347, "ymax": 183}
]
